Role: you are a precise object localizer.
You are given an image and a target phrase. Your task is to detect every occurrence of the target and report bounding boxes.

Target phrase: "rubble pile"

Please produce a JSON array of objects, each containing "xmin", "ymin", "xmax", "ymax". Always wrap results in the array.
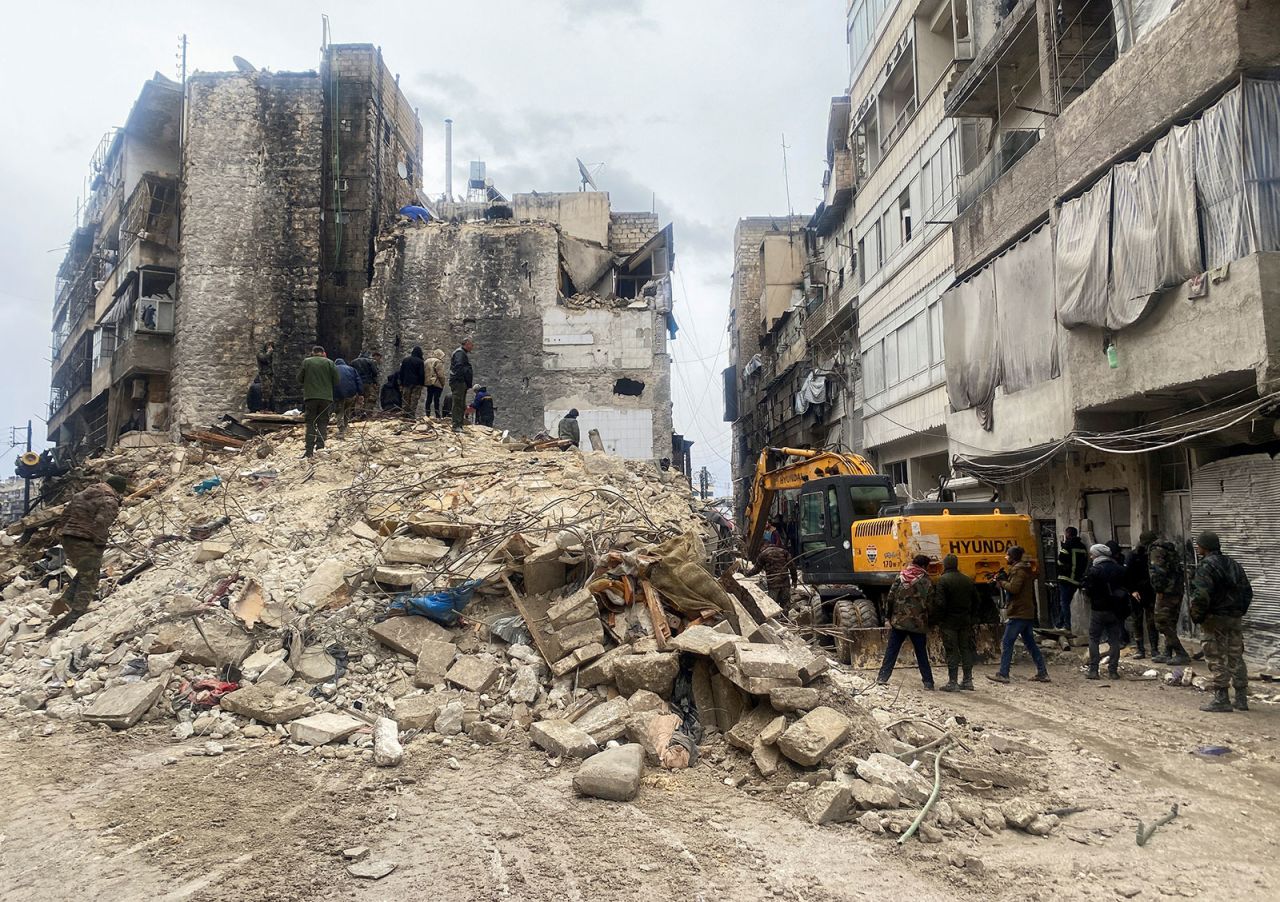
[{"xmin": 0, "ymin": 417, "xmax": 1075, "ymax": 846}]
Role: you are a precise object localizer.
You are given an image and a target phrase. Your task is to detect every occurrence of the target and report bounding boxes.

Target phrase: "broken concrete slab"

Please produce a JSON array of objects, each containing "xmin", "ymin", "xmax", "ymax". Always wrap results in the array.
[
  {"xmin": 289, "ymin": 712, "xmax": 365, "ymax": 746},
  {"xmin": 717, "ymin": 660, "xmax": 802, "ymax": 696},
  {"xmin": 851, "ymin": 781, "xmax": 901, "ymax": 810},
  {"xmin": 577, "ymin": 645, "xmax": 632, "ymax": 688},
  {"xmin": 445, "ymin": 655, "xmax": 500, "ymax": 693},
  {"xmin": 194, "ymin": 541, "xmax": 232, "ymax": 563},
  {"xmin": 372, "ymin": 565, "xmax": 425, "ymax": 588},
  {"xmin": 550, "ymin": 641, "xmax": 606, "ymax": 677},
  {"xmin": 667, "ymin": 624, "xmax": 729, "ymax": 656},
  {"xmin": 730, "ymin": 574, "xmax": 785, "ymax": 622},
  {"xmin": 394, "ymin": 695, "xmax": 441, "ymax": 730},
  {"xmin": 806, "ymin": 782, "xmax": 855, "ymax": 825},
  {"xmin": 413, "ymin": 638, "xmax": 457, "ymax": 687},
  {"xmin": 381, "ymin": 537, "xmax": 450, "ymax": 566},
  {"xmin": 153, "ymin": 616, "xmax": 253, "ymax": 667},
  {"xmin": 549, "ymin": 616, "xmax": 603, "ymax": 655},
  {"xmin": 575, "ymin": 697, "xmax": 631, "ymax": 744},
  {"xmin": 369, "ymin": 616, "xmax": 453, "ymax": 658},
  {"xmin": 737, "ymin": 644, "xmax": 801, "ymax": 680},
  {"xmin": 726, "ymin": 703, "xmax": 779, "ymax": 751},
  {"xmin": 81, "ymin": 680, "xmax": 164, "ymax": 730},
  {"xmin": 219, "ymin": 684, "xmax": 310, "ymax": 725},
  {"xmin": 292, "ymin": 645, "xmax": 338, "ymax": 683},
  {"xmin": 530, "ymin": 719, "xmax": 598, "ymax": 759},
  {"xmin": 546, "ymin": 587, "xmax": 596, "ymax": 630},
  {"xmin": 349, "ymin": 521, "xmax": 379, "ymax": 542},
  {"xmin": 752, "ymin": 739, "xmax": 783, "ymax": 776},
  {"xmin": 777, "ymin": 707, "xmax": 852, "ymax": 767},
  {"xmin": 297, "ymin": 559, "xmax": 350, "ymax": 610},
  {"xmin": 856, "ymin": 753, "xmax": 934, "ymax": 805},
  {"xmin": 768, "ymin": 686, "xmax": 820, "ymax": 712},
  {"xmin": 612, "ymin": 652, "xmax": 679, "ymax": 698},
  {"xmin": 573, "ymin": 742, "xmax": 644, "ymax": 802}
]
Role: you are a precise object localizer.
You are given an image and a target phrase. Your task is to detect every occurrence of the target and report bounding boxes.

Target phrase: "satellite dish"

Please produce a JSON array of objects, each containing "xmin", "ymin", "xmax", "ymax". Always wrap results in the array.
[
  {"xmin": 232, "ymin": 56, "xmax": 257, "ymax": 73},
  {"xmin": 576, "ymin": 157, "xmax": 599, "ymax": 192},
  {"xmin": 397, "ymin": 161, "xmax": 408, "ymax": 180}
]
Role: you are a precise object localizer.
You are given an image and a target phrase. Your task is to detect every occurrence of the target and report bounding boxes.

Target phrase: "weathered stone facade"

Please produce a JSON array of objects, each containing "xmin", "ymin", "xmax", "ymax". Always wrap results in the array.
[{"xmin": 175, "ymin": 71, "xmax": 323, "ymax": 425}]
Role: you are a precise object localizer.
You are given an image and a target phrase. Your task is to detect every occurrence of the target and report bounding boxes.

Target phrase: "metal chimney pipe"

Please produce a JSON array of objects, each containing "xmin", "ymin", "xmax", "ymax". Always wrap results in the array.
[{"xmin": 444, "ymin": 118, "xmax": 453, "ymax": 199}]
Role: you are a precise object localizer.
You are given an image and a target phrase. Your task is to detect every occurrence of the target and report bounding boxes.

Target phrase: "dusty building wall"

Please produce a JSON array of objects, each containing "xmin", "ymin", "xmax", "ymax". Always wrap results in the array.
[
  {"xmin": 513, "ymin": 192, "xmax": 611, "ymax": 245},
  {"xmin": 175, "ymin": 71, "xmax": 323, "ymax": 425},
  {"xmin": 758, "ymin": 233, "xmax": 806, "ymax": 331}
]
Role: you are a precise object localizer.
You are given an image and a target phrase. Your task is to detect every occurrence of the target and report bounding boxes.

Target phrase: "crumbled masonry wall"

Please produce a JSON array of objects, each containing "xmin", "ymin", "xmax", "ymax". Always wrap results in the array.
[
  {"xmin": 609, "ymin": 212, "xmax": 660, "ymax": 256},
  {"xmin": 364, "ymin": 222, "xmax": 674, "ymax": 460},
  {"xmin": 175, "ymin": 71, "xmax": 323, "ymax": 424}
]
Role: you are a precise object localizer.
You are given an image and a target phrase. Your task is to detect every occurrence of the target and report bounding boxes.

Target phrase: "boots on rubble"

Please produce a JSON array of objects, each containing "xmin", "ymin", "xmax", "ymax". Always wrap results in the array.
[
  {"xmin": 959, "ymin": 671, "xmax": 975, "ymax": 691},
  {"xmin": 1167, "ymin": 650, "xmax": 1191, "ymax": 666},
  {"xmin": 1151, "ymin": 652, "xmax": 1171, "ymax": 664},
  {"xmin": 44, "ymin": 610, "xmax": 83, "ymax": 637},
  {"xmin": 1086, "ymin": 668, "xmax": 1100, "ymax": 680},
  {"xmin": 939, "ymin": 667, "xmax": 959, "ymax": 692},
  {"xmin": 1233, "ymin": 687, "xmax": 1249, "ymax": 711},
  {"xmin": 1200, "ymin": 688, "xmax": 1233, "ymax": 713}
]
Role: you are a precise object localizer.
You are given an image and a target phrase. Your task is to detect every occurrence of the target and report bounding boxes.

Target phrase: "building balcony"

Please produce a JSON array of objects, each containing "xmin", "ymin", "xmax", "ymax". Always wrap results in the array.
[
  {"xmin": 943, "ymin": 0, "xmax": 1038, "ymax": 119},
  {"xmin": 805, "ymin": 277, "xmax": 859, "ymax": 342},
  {"xmin": 119, "ymin": 174, "xmax": 179, "ymax": 260}
]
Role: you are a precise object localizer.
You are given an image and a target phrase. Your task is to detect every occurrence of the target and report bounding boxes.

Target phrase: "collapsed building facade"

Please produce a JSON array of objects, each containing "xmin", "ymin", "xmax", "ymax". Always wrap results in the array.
[
  {"xmin": 364, "ymin": 191, "xmax": 678, "ymax": 463},
  {"xmin": 48, "ymin": 44, "xmax": 423, "ymax": 448}
]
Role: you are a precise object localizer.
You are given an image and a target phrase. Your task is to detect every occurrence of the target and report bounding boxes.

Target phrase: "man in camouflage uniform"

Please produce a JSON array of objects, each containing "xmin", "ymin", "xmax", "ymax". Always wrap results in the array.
[
  {"xmin": 744, "ymin": 542, "xmax": 797, "ymax": 606},
  {"xmin": 1148, "ymin": 532, "xmax": 1190, "ymax": 665},
  {"xmin": 46, "ymin": 474, "xmax": 127, "ymax": 636},
  {"xmin": 1189, "ymin": 531, "xmax": 1252, "ymax": 713},
  {"xmin": 875, "ymin": 554, "xmax": 936, "ymax": 689},
  {"xmin": 934, "ymin": 553, "xmax": 979, "ymax": 691}
]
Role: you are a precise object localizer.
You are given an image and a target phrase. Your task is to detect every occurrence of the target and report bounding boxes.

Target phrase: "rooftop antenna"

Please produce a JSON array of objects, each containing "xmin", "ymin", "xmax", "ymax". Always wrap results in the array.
[
  {"xmin": 781, "ymin": 132, "xmax": 795, "ymax": 236},
  {"xmin": 576, "ymin": 157, "xmax": 600, "ymax": 192}
]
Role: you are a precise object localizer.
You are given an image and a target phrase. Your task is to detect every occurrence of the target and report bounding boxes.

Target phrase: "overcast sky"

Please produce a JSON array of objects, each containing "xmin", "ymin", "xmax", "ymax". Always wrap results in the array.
[{"xmin": 0, "ymin": 1, "xmax": 847, "ymax": 494}]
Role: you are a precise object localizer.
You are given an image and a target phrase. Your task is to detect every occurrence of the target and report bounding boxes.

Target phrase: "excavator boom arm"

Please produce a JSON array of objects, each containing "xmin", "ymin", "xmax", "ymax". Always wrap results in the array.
[{"xmin": 743, "ymin": 447, "xmax": 877, "ymax": 557}]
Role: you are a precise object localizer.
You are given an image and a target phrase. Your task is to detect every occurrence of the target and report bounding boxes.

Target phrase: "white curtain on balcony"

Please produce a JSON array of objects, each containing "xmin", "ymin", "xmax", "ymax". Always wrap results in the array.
[
  {"xmin": 1110, "ymin": 124, "xmax": 1200, "ymax": 327},
  {"xmin": 995, "ymin": 225, "xmax": 1059, "ymax": 394},
  {"xmin": 942, "ymin": 266, "xmax": 998, "ymax": 412},
  {"xmin": 1111, "ymin": 0, "xmax": 1181, "ymax": 53},
  {"xmin": 1195, "ymin": 84, "xmax": 1251, "ymax": 271},
  {"xmin": 1243, "ymin": 79, "xmax": 1280, "ymax": 257},
  {"xmin": 1056, "ymin": 172, "xmax": 1112, "ymax": 329}
]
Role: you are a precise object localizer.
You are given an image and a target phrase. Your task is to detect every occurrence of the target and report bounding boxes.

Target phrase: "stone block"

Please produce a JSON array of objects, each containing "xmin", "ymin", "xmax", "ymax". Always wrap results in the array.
[
  {"xmin": 667, "ymin": 624, "xmax": 727, "ymax": 656},
  {"xmin": 435, "ymin": 700, "xmax": 465, "ymax": 735},
  {"xmin": 758, "ymin": 715, "xmax": 787, "ymax": 746},
  {"xmin": 413, "ymin": 639, "xmax": 457, "ymax": 686},
  {"xmin": 726, "ymin": 703, "xmax": 778, "ymax": 751},
  {"xmin": 523, "ymin": 542, "xmax": 567, "ymax": 596},
  {"xmin": 575, "ymin": 697, "xmax": 631, "ymax": 743},
  {"xmin": 550, "ymin": 642, "xmax": 606, "ymax": 677},
  {"xmin": 147, "ymin": 651, "xmax": 182, "ymax": 677},
  {"xmin": 718, "ymin": 660, "xmax": 802, "ymax": 696},
  {"xmin": 530, "ymin": 719, "xmax": 598, "ymax": 758},
  {"xmin": 369, "ymin": 616, "xmax": 453, "ymax": 658},
  {"xmin": 613, "ymin": 652, "xmax": 679, "ymax": 698},
  {"xmin": 626, "ymin": 689, "xmax": 667, "ymax": 713},
  {"xmin": 573, "ymin": 743, "xmax": 644, "ymax": 801},
  {"xmin": 81, "ymin": 680, "xmax": 164, "ymax": 730},
  {"xmin": 731, "ymin": 574, "xmax": 784, "ymax": 622},
  {"xmin": 806, "ymin": 782, "xmax": 855, "ymax": 825},
  {"xmin": 710, "ymin": 672, "xmax": 747, "ymax": 733},
  {"xmin": 577, "ymin": 646, "xmax": 632, "ymax": 688},
  {"xmin": 258, "ymin": 659, "xmax": 294, "ymax": 685},
  {"xmin": 349, "ymin": 521, "xmax": 379, "ymax": 542},
  {"xmin": 786, "ymin": 647, "xmax": 830, "ymax": 683},
  {"xmin": 382, "ymin": 537, "xmax": 450, "ymax": 566},
  {"xmin": 856, "ymin": 753, "xmax": 934, "ymax": 805},
  {"xmin": 550, "ymin": 616, "xmax": 603, "ymax": 655},
  {"xmin": 297, "ymin": 559, "xmax": 349, "ymax": 610},
  {"xmin": 194, "ymin": 541, "xmax": 232, "ymax": 563},
  {"xmin": 445, "ymin": 656, "xmax": 500, "ymax": 693},
  {"xmin": 219, "ymin": 684, "xmax": 310, "ymax": 725},
  {"xmin": 769, "ymin": 686, "xmax": 820, "ymax": 712},
  {"xmin": 394, "ymin": 695, "xmax": 441, "ymax": 730},
  {"xmin": 851, "ymin": 781, "xmax": 901, "ymax": 810},
  {"xmin": 752, "ymin": 739, "xmax": 782, "ymax": 776},
  {"xmin": 372, "ymin": 565, "xmax": 425, "ymax": 588},
  {"xmin": 372, "ymin": 717, "xmax": 403, "ymax": 766},
  {"xmin": 777, "ymin": 707, "xmax": 852, "ymax": 767},
  {"xmin": 293, "ymin": 645, "xmax": 338, "ymax": 683},
  {"xmin": 546, "ymin": 587, "xmax": 596, "ymax": 629},
  {"xmin": 710, "ymin": 634, "xmax": 751, "ymax": 667},
  {"xmin": 289, "ymin": 712, "xmax": 366, "ymax": 746},
  {"xmin": 154, "ymin": 616, "xmax": 253, "ymax": 667},
  {"xmin": 241, "ymin": 647, "xmax": 286, "ymax": 673},
  {"xmin": 737, "ymin": 644, "xmax": 801, "ymax": 680}
]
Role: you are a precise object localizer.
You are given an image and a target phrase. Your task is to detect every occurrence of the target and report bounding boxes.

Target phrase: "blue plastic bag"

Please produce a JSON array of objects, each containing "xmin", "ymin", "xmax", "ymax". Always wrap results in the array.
[
  {"xmin": 387, "ymin": 579, "xmax": 483, "ymax": 626},
  {"xmin": 193, "ymin": 476, "xmax": 222, "ymax": 495}
]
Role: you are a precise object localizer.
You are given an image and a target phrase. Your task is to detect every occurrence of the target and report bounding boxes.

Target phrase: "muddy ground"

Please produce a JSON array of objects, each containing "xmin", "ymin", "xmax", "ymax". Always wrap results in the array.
[{"xmin": 2, "ymin": 658, "xmax": 1277, "ymax": 902}]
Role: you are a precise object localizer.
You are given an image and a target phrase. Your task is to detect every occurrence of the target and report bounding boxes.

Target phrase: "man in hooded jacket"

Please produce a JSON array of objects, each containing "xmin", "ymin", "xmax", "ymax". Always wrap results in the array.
[
  {"xmin": 399, "ymin": 347, "xmax": 427, "ymax": 418},
  {"xmin": 875, "ymin": 554, "xmax": 936, "ymax": 689}
]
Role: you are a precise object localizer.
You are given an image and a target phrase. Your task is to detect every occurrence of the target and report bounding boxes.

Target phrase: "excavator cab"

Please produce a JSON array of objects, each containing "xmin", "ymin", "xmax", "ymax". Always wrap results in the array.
[{"xmin": 795, "ymin": 475, "xmax": 895, "ymax": 590}]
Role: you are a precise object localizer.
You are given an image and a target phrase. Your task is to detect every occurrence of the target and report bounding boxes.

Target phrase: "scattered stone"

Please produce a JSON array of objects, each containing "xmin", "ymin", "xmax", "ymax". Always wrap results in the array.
[
  {"xmin": 851, "ymin": 781, "xmax": 900, "ymax": 810},
  {"xmin": 507, "ymin": 665, "xmax": 542, "ymax": 704},
  {"xmin": 80, "ymin": 680, "xmax": 164, "ymax": 730},
  {"xmin": 917, "ymin": 823, "xmax": 944, "ymax": 843},
  {"xmin": 347, "ymin": 860, "xmax": 396, "ymax": 880},
  {"xmin": 194, "ymin": 541, "xmax": 232, "ymax": 563},
  {"xmin": 546, "ymin": 587, "xmax": 596, "ymax": 629},
  {"xmin": 806, "ymin": 781, "xmax": 854, "ymax": 825},
  {"xmin": 625, "ymin": 710, "xmax": 682, "ymax": 763},
  {"xmin": 257, "ymin": 659, "xmax": 294, "ymax": 686},
  {"xmin": 434, "ymin": 700, "xmax": 465, "ymax": 736},
  {"xmin": 219, "ymin": 684, "xmax": 310, "ymax": 725},
  {"xmin": 785, "ymin": 781, "xmax": 811, "ymax": 795},
  {"xmin": 369, "ymin": 616, "xmax": 453, "ymax": 658},
  {"xmin": 737, "ymin": 644, "xmax": 801, "ymax": 680},
  {"xmin": 757, "ymin": 715, "xmax": 787, "ymax": 746},
  {"xmin": 1001, "ymin": 798, "xmax": 1041, "ymax": 831},
  {"xmin": 626, "ymin": 689, "xmax": 667, "ymax": 713},
  {"xmin": 858, "ymin": 811, "xmax": 885, "ymax": 834},
  {"xmin": 726, "ymin": 704, "xmax": 778, "ymax": 751},
  {"xmin": 445, "ymin": 655, "xmax": 500, "ymax": 693},
  {"xmin": 768, "ymin": 686, "xmax": 820, "ymax": 712},
  {"xmin": 413, "ymin": 639, "xmax": 457, "ymax": 686},
  {"xmin": 382, "ymin": 537, "xmax": 449, "ymax": 565},
  {"xmin": 613, "ymin": 653, "xmax": 680, "ymax": 698},
  {"xmin": 752, "ymin": 739, "xmax": 782, "ymax": 776},
  {"xmin": 342, "ymin": 846, "xmax": 369, "ymax": 861},
  {"xmin": 395, "ymin": 695, "xmax": 440, "ymax": 730},
  {"xmin": 551, "ymin": 642, "xmax": 607, "ymax": 677},
  {"xmin": 146, "ymin": 651, "xmax": 182, "ymax": 677},
  {"xmin": 292, "ymin": 645, "xmax": 338, "ymax": 683},
  {"xmin": 667, "ymin": 624, "xmax": 727, "ymax": 656},
  {"xmin": 467, "ymin": 721, "xmax": 504, "ymax": 744},
  {"xmin": 777, "ymin": 707, "xmax": 852, "ymax": 767},
  {"xmin": 575, "ymin": 698, "xmax": 631, "ymax": 743},
  {"xmin": 530, "ymin": 719, "xmax": 598, "ymax": 759},
  {"xmin": 523, "ymin": 542, "xmax": 568, "ymax": 596},
  {"xmin": 573, "ymin": 743, "xmax": 644, "ymax": 801},
  {"xmin": 372, "ymin": 717, "xmax": 403, "ymax": 766},
  {"xmin": 856, "ymin": 753, "xmax": 934, "ymax": 806},
  {"xmin": 577, "ymin": 646, "xmax": 633, "ymax": 688},
  {"xmin": 289, "ymin": 712, "xmax": 366, "ymax": 746},
  {"xmin": 988, "ymin": 733, "xmax": 1046, "ymax": 757},
  {"xmin": 153, "ymin": 617, "xmax": 253, "ymax": 667},
  {"xmin": 242, "ymin": 724, "xmax": 268, "ymax": 739},
  {"xmin": 372, "ymin": 565, "xmax": 424, "ymax": 588},
  {"xmin": 203, "ymin": 741, "xmax": 225, "ymax": 756},
  {"xmin": 1026, "ymin": 813, "xmax": 1060, "ymax": 836}
]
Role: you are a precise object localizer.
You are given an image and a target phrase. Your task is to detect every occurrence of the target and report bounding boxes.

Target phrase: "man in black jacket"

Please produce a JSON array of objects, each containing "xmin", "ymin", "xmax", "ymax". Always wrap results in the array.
[
  {"xmin": 1055, "ymin": 527, "xmax": 1087, "ymax": 632},
  {"xmin": 399, "ymin": 347, "xmax": 426, "ymax": 419},
  {"xmin": 449, "ymin": 338, "xmax": 474, "ymax": 433},
  {"xmin": 1125, "ymin": 531, "xmax": 1160, "ymax": 659},
  {"xmin": 352, "ymin": 351, "xmax": 381, "ymax": 407},
  {"xmin": 1082, "ymin": 544, "xmax": 1128, "ymax": 680}
]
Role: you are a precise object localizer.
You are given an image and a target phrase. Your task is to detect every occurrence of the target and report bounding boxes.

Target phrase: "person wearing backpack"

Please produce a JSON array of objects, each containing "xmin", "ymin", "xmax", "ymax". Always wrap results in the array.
[
  {"xmin": 1148, "ymin": 533, "xmax": 1190, "ymax": 665},
  {"xmin": 1082, "ymin": 544, "xmax": 1129, "ymax": 680},
  {"xmin": 1190, "ymin": 531, "xmax": 1253, "ymax": 713}
]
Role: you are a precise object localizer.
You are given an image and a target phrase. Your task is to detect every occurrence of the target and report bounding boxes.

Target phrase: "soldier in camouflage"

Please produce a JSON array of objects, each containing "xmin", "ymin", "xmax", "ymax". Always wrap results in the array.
[
  {"xmin": 875, "ymin": 554, "xmax": 936, "ymax": 690},
  {"xmin": 1147, "ymin": 531, "xmax": 1190, "ymax": 665},
  {"xmin": 46, "ymin": 474, "xmax": 127, "ymax": 636},
  {"xmin": 934, "ymin": 554, "xmax": 979, "ymax": 692},
  {"xmin": 1189, "ymin": 531, "xmax": 1253, "ymax": 713}
]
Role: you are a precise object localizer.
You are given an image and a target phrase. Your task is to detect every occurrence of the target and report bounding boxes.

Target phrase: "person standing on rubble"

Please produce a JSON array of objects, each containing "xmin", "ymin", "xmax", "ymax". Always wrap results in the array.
[
  {"xmin": 558, "ymin": 408, "xmax": 581, "ymax": 447},
  {"xmin": 1189, "ymin": 531, "xmax": 1253, "ymax": 713},
  {"xmin": 449, "ymin": 338, "xmax": 475, "ymax": 433},
  {"xmin": 989, "ymin": 545, "xmax": 1051, "ymax": 684},
  {"xmin": 1125, "ymin": 531, "xmax": 1160, "ymax": 659},
  {"xmin": 398, "ymin": 346, "xmax": 426, "ymax": 419},
  {"xmin": 471, "ymin": 385, "xmax": 495, "ymax": 427},
  {"xmin": 256, "ymin": 340, "xmax": 275, "ymax": 412},
  {"xmin": 45, "ymin": 474, "xmax": 127, "ymax": 636},
  {"xmin": 1055, "ymin": 526, "xmax": 1087, "ymax": 632},
  {"xmin": 875, "ymin": 554, "xmax": 936, "ymax": 690},
  {"xmin": 424, "ymin": 348, "xmax": 447, "ymax": 417},
  {"xmin": 332, "ymin": 357, "xmax": 362, "ymax": 438},
  {"xmin": 380, "ymin": 372, "xmax": 402, "ymax": 412},
  {"xmin": 1148, "ymin": 532, "xmax": 1190, "ymax": 665},
  {"xmin": 934, "ymin": 554, "xmax": 978, "ymax": 691},
  {"xmin": 744, "ymin": 542, "xmax": 796, "ymax": 607},
  {"xmin": 1082, "ymin": 543, "xmax": 1128, "ymax": 680},
  {"xmin": 299, "ymin": 345, "xmax": 338, "ymax": 458},
  {"xmin": 352, "ymin": 350, "xmax": 381, "ymax": 407}
]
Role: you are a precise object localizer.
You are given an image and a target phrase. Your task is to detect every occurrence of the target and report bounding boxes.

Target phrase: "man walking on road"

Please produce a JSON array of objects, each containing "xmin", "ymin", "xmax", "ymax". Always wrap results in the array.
[
  {"xmin": 449, "ymin": 338, "xmax": 474, "ymax": 433},
  {"xmin": 1190, "ymin": 531, "xmax": 1253, "ymax": 713},
  {"xmin": 1148, "ymin": 533, "xmax": 1190, "ymax": 665},
  {"xmin": 934, "ymin": 554, "xmax": 978, "ymax": 691},
  {"xmin": 46, "ymin": 474, "xmax": 127, "ymax": 636},
  {"xmin": 1055, "ymin": 526, "xmax": 1087, "ymax": 631},
  {"xmin": 876, "ymin": 554, "xmax": 936, "ymax": 690},
  {"xmin": 1082, "ymin": 543, "xmax": 1128, "ymax": 680},
  {"xmin": 399, "ymin": 347, "xmax": 426, "ymax": 419},
  {"xmin": 989, "ymin": 545, "xmax": 1050, "ymax": 684},
  {"xmin": 299, "ymin": 345, "xmax": 338, "ymax": 458}
]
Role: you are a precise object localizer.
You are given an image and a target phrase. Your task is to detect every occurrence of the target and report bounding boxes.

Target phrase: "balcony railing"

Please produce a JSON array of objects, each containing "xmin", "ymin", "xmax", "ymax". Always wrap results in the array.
[
  {"xmin": 879, "ymin": 96, "xmax": 918, "ymax": 157},
  {"xmin": 120, "ymin": 174, "xmax": 179, "ymax": 256},
  {"xmin": 805, "ymin": 275, "xmax": 859, "ymax": 340},
  {"xmin": 957, "ymin": 128, "xmax": 1041, "ymax": 213}
]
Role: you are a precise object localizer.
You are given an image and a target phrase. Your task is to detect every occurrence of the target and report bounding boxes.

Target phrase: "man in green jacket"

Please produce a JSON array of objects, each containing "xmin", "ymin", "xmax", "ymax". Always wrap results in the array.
[
  {"xmin": 298, "ymin": 345, "xmax": 338, "ymax": 458},
  {"xmin": 875, "ymin": 554, "xmax": 936, "ymax": 690},
  {"xmin": 934, "ymin": 554, "xmax": 979, "ymax": 691},
  {"xmin": 1190, "ymin": 531, "xmax": 1253, "ymax": 713}
]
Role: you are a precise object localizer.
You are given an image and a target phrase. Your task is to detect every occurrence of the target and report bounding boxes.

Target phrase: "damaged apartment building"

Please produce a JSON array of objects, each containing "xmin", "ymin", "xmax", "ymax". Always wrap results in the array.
[
  {"xmin": 48, "ymin": 44, "xmax": 423, "ymax": 449},
  {"xmin": 364, "ymin": 189, "xmax": 680, "ymax": 465}
]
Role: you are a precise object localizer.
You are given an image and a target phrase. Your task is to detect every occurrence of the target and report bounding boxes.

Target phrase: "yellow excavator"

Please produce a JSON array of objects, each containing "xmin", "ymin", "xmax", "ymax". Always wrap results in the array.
[{"xmin": 744, "ymin": 447, "xmax": 1038, "ymax": 661}]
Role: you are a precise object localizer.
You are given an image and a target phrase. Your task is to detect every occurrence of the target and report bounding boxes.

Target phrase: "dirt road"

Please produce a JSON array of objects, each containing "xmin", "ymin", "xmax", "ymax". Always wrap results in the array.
[{"xmin": 2, "ymin": 661, "xmax": 1277, "ymax": 901}]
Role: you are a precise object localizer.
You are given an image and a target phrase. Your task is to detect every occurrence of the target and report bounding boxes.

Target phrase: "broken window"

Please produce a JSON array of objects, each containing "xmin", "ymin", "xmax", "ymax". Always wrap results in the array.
[{"xmin": 613, "ymin": 378, "xmax": 645, "ymax": 397}]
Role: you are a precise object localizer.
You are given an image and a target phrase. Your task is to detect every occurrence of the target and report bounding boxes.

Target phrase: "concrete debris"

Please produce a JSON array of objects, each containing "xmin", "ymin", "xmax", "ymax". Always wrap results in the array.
[
  {"xmin": 768, "ymin": 686, "xmax": 820, "ymax": 712},
  {"xmin": 445, "ymin": 655, "xmax": 500, "ymax": 693},
  {"xmin": 806, "ymin": 781, "xmax": 855, "ymax": 825},
  {"xmin": 292, "ymin": 646, "xmax": 338, "ymax": 683},
  {"xmin": 612, "ymin": 653, "xmax": 679, "ymax": 698},
  {"xmin": 850, "ymin": 781, "xmax": 901, "ymax": 810},
  {"xmin": 575, "ymin": 697, "xmax": 631, "ymax": 744},
  {"xmin": 573, "ymin": 742, "xmax": 645, "ymax": 801},
  {"xmin": 531, "ymin": 719, "xmax": 598, "ymax": 759},
  {"xmin": 372, "ymin": 717, "xmax": 403, "ymax": 766},
  {"xmin": 80, "ymin": 680, "xmax": 164, "ymax": 730},
  {"xmin": 347, "ymin": 860, "xmax": 397, "ymax": 880},
  {"xmin": 369, "ymin": 616, "xmax": 453, "ymax": 658},
  {"xmin": 413, "ymin": 639, "xmax": 457, "ymax": 687},
  {"xmin": 434, "ymin": 700, "xmax": 465, "ymax": 736},
  {"xmin": 776, "ymin": 707, "xmax": 851, "ymax": 767},
  {"xmin": 394, "ymin": 695, "xmax": 440, "ymax": 730},
  {"xmin": 856, "ymin": 753, "xmax": 935, "ymax": 806},
  {"xmin": 219, "ymin": 684, "xmax": 310, "ymax": 725},
  {"xmin": 289, "ymin": 712, "xmax": 365, "ymax": 746}
]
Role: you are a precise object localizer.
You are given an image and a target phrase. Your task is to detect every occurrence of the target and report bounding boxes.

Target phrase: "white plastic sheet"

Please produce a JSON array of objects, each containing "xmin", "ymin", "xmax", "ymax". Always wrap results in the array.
[
  {"xmin": 995, "ymin": 226, "xmax": 1059, "ymax": 394},
  {"xmin": 1244, "ymin": 79, "xmax": 1280, "ymax": 257},
  {"xmin": 1111, "ymin": 0, "xmax": 1181, "ymax": 53},
  {"xmin": 942, "ymin": 266, "xmax": 998, "ymax": 412},
  {"xmin": 1195, "ymin": 84, "xmax": 1251, "ymax": 271},
  {"xmin": 793, "ymin": 371, "xmax": 827, "ymax": 414},
  {"xmin": 1055, "ymin": 172, "xmax": 1112, "ymax": 329}
]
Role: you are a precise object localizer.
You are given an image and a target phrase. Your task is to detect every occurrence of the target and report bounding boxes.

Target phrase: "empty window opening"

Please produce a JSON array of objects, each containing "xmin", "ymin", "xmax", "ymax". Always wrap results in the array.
[{"xmin": 613, "ymin": 377, "xmax": 645, "ymax": 396}]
